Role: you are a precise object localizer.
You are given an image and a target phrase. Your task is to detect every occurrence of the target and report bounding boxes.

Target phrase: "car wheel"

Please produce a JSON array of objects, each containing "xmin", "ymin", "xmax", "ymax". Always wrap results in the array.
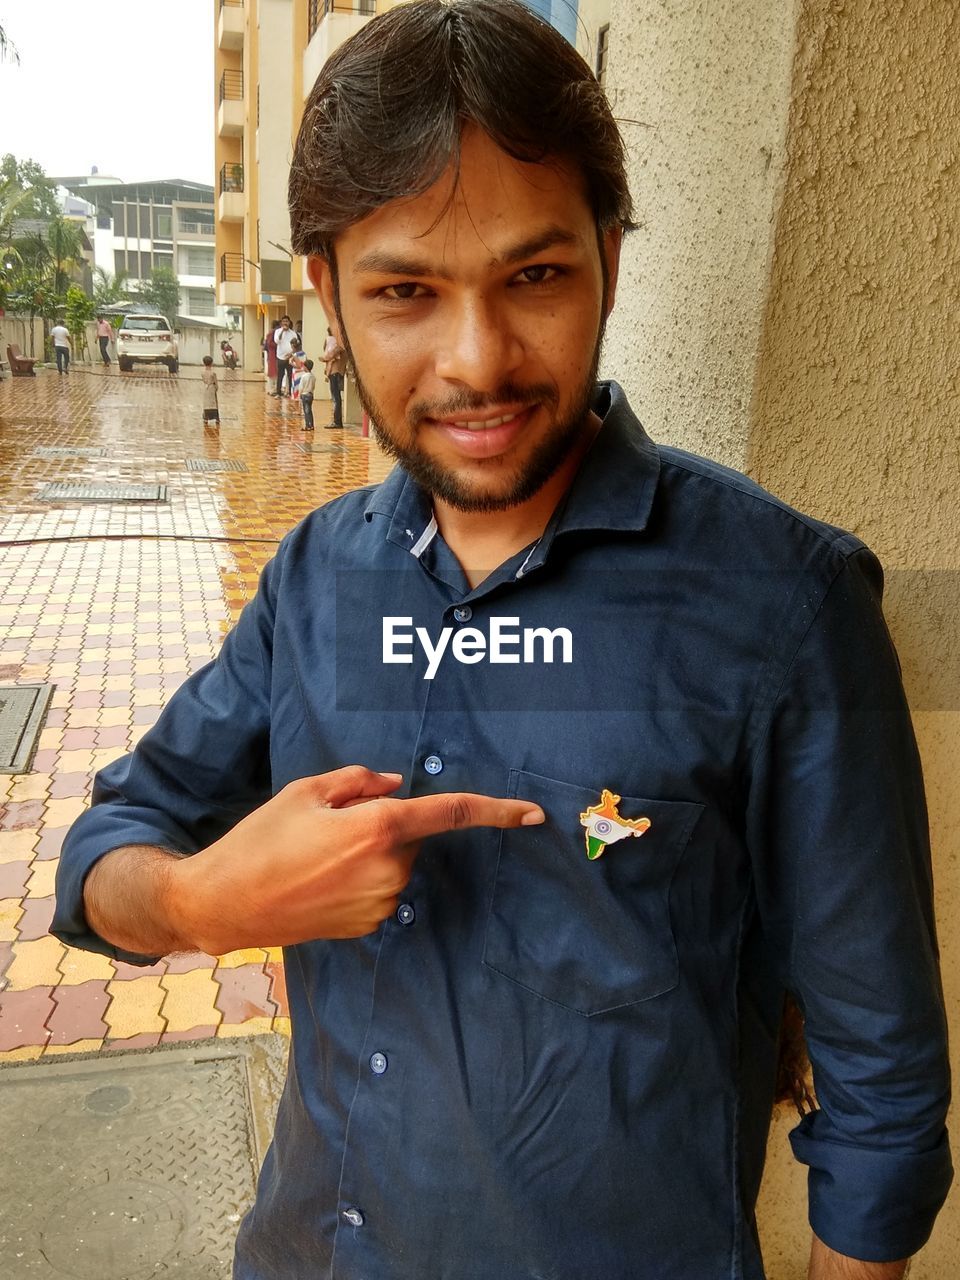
[
  {"xmin": 168, "ymin": 359, "xmax": 179, "ymax": 374},
  {"xmin": 118, "ymin": 358, "xmax": 132, "ymax": 372}
]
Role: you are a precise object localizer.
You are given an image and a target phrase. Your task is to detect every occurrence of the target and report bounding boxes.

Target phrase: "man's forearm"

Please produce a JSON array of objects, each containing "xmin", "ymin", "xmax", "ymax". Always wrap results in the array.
[
  {"xmin": 808, "ymin": 1235, "xmax": 909, "ymax": 1279},
  {"xmin": 83, "ymin": 845, "xmax": 196, "ymax": 957}
]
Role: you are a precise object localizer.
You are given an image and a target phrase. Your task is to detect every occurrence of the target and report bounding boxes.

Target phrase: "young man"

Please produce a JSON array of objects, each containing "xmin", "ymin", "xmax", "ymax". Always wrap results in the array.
[
  {"xmin": 53, "ymin": 3, "xmax": 950, "ymax": 1278},
  {"xmin": 50, "ymin": 320, "xmax": 71, "ymax": 374},
  {"xmin": 271, "ymin": 315, "xmax": 299, "ymax": 397},
  {"xmin": 96, "ymin": 315, "xmax": 112, "ymax": 365}
]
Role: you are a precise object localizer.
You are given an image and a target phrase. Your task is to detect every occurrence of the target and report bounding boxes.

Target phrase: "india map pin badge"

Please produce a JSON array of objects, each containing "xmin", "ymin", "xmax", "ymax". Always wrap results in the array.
[{"xmin": 579, "ymin": 789, "xmax": 651, "ymax": 860}]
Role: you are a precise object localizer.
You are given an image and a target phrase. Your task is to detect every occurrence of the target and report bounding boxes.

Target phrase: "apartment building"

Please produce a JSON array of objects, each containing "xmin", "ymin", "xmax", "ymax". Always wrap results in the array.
[
  {"xmin": 58, "ymin": 175, "xmax": 231, "ymax": 326},
  {"xmin": 214, "ymin": 0, "xmax": 586, "ymax": 372}
]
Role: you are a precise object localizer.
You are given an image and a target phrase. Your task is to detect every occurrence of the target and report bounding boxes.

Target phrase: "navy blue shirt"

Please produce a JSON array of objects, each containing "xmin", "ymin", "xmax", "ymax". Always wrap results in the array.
[{"xmin": 54, "ymin": 383, "xmax": 951, "ymax": 1278}]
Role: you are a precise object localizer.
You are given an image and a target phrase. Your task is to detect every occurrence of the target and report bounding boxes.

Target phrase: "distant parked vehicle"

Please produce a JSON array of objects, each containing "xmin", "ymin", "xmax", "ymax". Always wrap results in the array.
[{"xmin": 116, "ymin": 315, "xmax": 179, "ymax": 373}]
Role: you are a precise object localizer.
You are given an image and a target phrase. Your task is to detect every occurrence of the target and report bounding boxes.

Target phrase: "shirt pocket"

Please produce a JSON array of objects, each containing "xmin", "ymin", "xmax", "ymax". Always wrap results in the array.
[{"xmin": 482, "ymin": 770, "xmax": 704, "ymax": 1016}]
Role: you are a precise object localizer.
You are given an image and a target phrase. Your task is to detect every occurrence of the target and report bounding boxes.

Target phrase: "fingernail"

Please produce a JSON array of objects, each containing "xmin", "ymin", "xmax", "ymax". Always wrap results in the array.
[
  {"xmin": 379, "ymin": 771, "xmax": 403, "ymax": 781},
  {"xmin": 520, "ymin": 807, "xmax": 545, "ymax": 826}
]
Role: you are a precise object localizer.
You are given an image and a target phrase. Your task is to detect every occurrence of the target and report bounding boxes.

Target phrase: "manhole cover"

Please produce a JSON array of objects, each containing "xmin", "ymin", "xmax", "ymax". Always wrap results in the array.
[
  {"xmin": 0, "ymin": 1036, "xmax": 286, "ymax": 1279},
  {"xmin": 184, "ymin": 459, "xmax": 248, "ymax": 472},
  {"xmin": 33, "ymin": 447, "xmax": 108, "ymax": 459},
  {"xmin": 0, "ymin": 683, "xmax": 54, "ymax": 773},
  {"xmin": 295, "ymin": 443, "xmax": 348, "ymax": 455},
  {"xmin": 36, "ymin": 483, "xmax": 167, "ymax": 502}
]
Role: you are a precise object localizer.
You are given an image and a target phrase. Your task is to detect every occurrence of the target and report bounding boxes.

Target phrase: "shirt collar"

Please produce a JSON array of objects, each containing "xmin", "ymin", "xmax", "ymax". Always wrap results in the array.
[{"xmin": 363, "ymin": 380, "xmax": 660, "ymax": 559}]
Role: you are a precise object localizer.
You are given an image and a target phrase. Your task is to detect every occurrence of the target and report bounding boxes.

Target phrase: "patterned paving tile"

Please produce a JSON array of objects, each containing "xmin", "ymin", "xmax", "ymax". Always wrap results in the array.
[
  {"xmin": 45, "ymin": 979, "xmax": 110, "ymax": 1044},
  {"xmin": 104, "ymin": 975, "xmax": 167, "ymax": 1040},
  {"xmin": 159, "ymin": 968, "xmax": 222, "ymax": 1034},
  {"xmin": 0, "ymin": 367, "xmax": 391, "ymax": 1054},
  {"xmin": 0, "ymin": 987, "xmax": 55, "ymax": 1051}
]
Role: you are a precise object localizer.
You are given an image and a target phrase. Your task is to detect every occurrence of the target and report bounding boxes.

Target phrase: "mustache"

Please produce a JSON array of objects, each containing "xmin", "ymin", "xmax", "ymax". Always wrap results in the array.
[{"xmin": 408, "ymin": 381, "xmax": 558, "ymax": 425}]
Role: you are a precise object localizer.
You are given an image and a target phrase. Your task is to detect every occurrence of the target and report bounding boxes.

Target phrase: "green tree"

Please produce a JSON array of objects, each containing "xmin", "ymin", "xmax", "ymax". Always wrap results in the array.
[
  {"xmin": 0, "ymin": 155, "xmax": 59, "ymax": 222},
  {"xmin": 141, "ymin": 265, "xmax": 181, "ymax": 322},
  {"xmin": 65, "ymin": 285, "xmax": 96, "ymax": 355},
  {"xmin": 92, "ymin": 265, "xmax": 132, "ymax": 309}
]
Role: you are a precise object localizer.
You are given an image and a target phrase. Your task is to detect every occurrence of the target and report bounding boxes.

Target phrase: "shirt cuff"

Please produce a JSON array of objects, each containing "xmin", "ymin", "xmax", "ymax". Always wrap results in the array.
[{"xmin": 790, "ymin": 1113, "xmax": 953, "ymax": 1261}]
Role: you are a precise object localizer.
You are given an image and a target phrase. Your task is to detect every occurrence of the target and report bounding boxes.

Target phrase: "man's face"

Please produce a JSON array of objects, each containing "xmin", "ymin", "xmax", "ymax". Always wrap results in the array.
[
  {"xmin": 309, "ymin": 128, "xmax": 620, "ymax": 513},
  {"xmin": 280, "ymin": 318, "xmax": 291, "ymax": 330}
]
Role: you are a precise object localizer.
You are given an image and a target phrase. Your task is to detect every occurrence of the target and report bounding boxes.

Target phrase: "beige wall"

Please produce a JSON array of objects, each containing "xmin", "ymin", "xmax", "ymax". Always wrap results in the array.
[{"xmin": 606, "ymin": 1, "xmax": 957, "ymax": 1274}]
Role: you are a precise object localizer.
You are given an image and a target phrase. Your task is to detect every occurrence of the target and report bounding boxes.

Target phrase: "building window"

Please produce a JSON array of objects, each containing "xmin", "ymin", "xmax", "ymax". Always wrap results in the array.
[
  {"xmin": 183, "ymin": 246, "xmax": 215, "ymax": 277},
  {"xmin": 596, "ymin": 24, "xmax": 609, "ymax": 86},
  {"xmin": 114, "ymin": 249, "xmax": 127, "ymax": 277},
  {"xmin": 139, "ymin": 206, "xmax": 151, "ymax": 239},
  {"xmin": 113, "ymin": 203, "xmax": 126, "ymax": 236},
  {"xmin": 155, "ymin": 210, "xmax": 173, "ymax": 238},
  {"xmin": 186, "ymin": 289, "xmax": 216, "ymax": 318},
  {"xmin": 154, "ymin": 252, "xmax": 174, "ymax": 272}
]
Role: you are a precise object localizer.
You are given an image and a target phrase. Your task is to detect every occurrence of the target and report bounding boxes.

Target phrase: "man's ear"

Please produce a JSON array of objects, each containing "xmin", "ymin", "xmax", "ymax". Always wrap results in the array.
[
  {"xmin": 601, "ymin": 227, "xmax": 622, "ymax": 320},
  {"xmin": 306, "ymin": 256, "xmax": 340, "ymax": 338}
]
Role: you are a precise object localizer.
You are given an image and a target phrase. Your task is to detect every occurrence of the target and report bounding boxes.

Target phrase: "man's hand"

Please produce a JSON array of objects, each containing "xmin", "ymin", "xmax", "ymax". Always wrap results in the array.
[
  {"xmin": 87, "ymin": 766, "xmax": 544, "ymax": 958},
  {"xmin": 808, "ymin": 1234, "xmax": 909, "ymax": 1279}
]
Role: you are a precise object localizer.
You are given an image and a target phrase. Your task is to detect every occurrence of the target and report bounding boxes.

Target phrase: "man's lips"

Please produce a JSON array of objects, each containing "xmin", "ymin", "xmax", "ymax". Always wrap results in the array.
[{"xmin": 426, "ymin": 405, "xmax": 536, "ymax": 458}]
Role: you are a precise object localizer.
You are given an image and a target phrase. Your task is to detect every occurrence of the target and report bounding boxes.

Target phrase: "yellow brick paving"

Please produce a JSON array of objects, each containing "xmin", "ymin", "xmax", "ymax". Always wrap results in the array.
[{"xmin": 0, "ymin": 362, "xmax": 391, "ymax": 1055}]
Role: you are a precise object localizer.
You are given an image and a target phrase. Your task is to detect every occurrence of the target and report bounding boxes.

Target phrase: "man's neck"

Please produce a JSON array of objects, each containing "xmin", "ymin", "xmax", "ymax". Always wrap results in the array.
[{"xmin": 433, "ymin": 411, "xmax": 602, "ymax": 590}]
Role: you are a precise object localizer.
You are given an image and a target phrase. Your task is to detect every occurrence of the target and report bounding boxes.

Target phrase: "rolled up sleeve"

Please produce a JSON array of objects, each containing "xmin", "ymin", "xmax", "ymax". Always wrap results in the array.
[
  {"xmin": 52, "ymin": 553, "xmax": 279, "ymax": 965},
  {"xmin": 747, "ymin": 544, "xmax": 952, "ymax": 1261}
]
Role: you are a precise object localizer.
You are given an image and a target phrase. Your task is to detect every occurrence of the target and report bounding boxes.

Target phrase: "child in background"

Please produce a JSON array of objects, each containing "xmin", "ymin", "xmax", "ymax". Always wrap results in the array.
[
  {"xmin": 298, "ymin": 359, "xmax": 317, "ymax": 431},
  {"xmin": 201, "ymin": 356, "xmax": 220, "ymax": 427},
  {"xmin": 289, "ymin": 338, "xmax": 307, "ymax": 400}
]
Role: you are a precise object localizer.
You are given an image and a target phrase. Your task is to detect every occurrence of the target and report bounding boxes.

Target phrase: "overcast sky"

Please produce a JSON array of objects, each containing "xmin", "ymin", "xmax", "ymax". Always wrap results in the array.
[{"xmin": 0, "ymin": 2, "xmax": 214, "ymax": 186}]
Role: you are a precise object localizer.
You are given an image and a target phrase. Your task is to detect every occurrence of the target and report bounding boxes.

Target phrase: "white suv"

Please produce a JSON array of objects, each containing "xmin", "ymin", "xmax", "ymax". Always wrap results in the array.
[{"xmin": 117, "ymin": 314, "xmax": 179, "ymax": 373}]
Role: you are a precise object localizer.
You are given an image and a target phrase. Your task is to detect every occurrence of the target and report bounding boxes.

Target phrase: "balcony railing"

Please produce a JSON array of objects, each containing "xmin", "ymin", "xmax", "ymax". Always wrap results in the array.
[
  {"xmin": 219, "ymin": 163, "xmax": 244, "ymax": 195},
  {"xmin": 220, "ymin": 253, "xmax": 244, "ymax": 284},
  {"xmin": 178, "ymin": 220, "xmax": 215, "ymax": 235},
  {"xmin": 219, "ymin": 68, "xmax": 244, "ymax": 104},
  {"xmin": 308, "ymin": 0, "xmax": 375, "ymax": 38}
]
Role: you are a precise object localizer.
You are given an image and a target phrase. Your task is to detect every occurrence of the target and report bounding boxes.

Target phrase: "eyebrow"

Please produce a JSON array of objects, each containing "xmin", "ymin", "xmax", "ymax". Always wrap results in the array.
[{"xmin": 351, "ymin": 225, "xmax": 583, "ymax": 279}]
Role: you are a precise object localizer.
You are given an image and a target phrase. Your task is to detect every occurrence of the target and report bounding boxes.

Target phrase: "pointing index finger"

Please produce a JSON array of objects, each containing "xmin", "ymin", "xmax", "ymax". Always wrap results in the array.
[{"xmin": 387, "ymin": 792, "xmax": 545, "ymax": 844}]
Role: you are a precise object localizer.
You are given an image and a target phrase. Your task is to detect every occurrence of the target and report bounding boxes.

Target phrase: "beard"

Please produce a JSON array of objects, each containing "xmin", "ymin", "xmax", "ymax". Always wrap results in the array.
[{"xmin": 339, "ymin": 324, "xmax": 604, "ymax": 514}]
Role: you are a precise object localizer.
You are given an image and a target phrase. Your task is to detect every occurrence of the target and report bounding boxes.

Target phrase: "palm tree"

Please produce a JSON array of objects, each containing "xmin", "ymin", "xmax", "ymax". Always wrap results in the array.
[
  {"xmin": 92, "ymin": 265, "xmax": 132, "ymax": 309},
  {"xmin": 0, "ymin": 24, "xmax": 19, "ymax": 64},
  {"xmin": 46, "ymin": 216, "xmax": 87, "ymax": 298}
]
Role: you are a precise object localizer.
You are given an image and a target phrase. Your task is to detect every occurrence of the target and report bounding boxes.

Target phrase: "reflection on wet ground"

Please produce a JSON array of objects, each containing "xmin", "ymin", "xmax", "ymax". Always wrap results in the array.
[{"xmin": 0, "ymin": 363, "xmax": 391, "ymax": 1057}]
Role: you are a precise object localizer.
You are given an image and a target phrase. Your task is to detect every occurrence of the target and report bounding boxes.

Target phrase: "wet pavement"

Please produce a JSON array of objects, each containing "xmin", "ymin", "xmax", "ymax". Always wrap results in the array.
[{"xmin": 0, "ymin": 362, "xmax": 392, "ymax": 1059}]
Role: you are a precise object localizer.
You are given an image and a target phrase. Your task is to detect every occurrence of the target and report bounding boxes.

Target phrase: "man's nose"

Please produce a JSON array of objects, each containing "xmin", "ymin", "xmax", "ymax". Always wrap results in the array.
[{"xmin": 434, "ymin": 297, "xmax": 524, "ymax": 390}]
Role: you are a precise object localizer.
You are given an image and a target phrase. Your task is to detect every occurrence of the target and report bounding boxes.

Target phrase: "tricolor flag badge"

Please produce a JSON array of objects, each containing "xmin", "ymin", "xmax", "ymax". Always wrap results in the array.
[{"xmin": 579, "ymin": 789, "xmax": 651, "ymax": 860}]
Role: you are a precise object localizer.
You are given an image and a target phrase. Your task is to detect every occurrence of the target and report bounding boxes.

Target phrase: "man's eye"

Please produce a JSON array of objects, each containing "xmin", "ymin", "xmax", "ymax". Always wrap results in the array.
[
  {"xmin": 516, "ymin": 265, "xmax": 561, "ymax": 285},
  {"xmin": 381, "ymin": 282, "xmax": 425, "ymax": 301}
]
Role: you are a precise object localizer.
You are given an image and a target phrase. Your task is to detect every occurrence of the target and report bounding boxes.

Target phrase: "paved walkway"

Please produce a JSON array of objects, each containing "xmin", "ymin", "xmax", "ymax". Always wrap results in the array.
[{"xmin": 0, "ymin": 362, "xmax": 391, "ymax": 1060}]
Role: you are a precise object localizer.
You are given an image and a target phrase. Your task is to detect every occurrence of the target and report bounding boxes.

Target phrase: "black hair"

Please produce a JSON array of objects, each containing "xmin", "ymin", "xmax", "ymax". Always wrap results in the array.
[{"xmin": 290, "ymin": 0, "xmax": 633, "ymax": 257}]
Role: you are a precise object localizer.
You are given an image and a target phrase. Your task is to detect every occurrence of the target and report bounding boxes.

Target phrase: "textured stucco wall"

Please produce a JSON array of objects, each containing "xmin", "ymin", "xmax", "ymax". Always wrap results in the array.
[
  {"xmin": 750, "ymin": 7, "xmax": 959, "ymax": 1270},
  {"xmin": 604, "ymin": 0, "xmax": 958, "ymax": 1274},
  {"xmin": 601, "ymin": 0, "xmax": 798, "ymax": 467}
]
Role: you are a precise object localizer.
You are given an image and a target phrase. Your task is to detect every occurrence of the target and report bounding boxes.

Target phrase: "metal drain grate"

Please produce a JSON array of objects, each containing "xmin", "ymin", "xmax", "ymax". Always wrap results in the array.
[
  {"xmin": 0, "ymin": 1036, "xmax": 285, "ymax": 1279},
  {"xmin": 184, "ymin": 458, "xmax": 248, "ymax": 472},
  {"xmin": 33, "ymin": 447, "xmax": 108, "ymax": 459},
  {"xmin": 295, "ymin": 442, "xmax": 348, "ymax": 455},
  {"xmin": 37, "ymin": 482, "xmax": 167, "ymax": 502},
  {"xmin": 0, "ymin": 683, "xmax": 54, "ymax": 773}
]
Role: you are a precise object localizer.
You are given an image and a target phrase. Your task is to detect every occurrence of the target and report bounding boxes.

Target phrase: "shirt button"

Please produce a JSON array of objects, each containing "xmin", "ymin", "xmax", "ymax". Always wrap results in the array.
[
  {"xmin": 396, "ymin": 902, "xmax": 415, "ymax": 926},
  {"xmin": 424, "ymin": 754, "xmax": 443, "ymax": 775},
  {"xmin": 369, "ymin": 1052, "xmax": 388, "ymax": 1075},
  {"xmin": 342, "ymin": 1207, "xmax": 364, "ymax": 1227},
  {"xmin": 453, "ymin": 605, "xmax": 473, "ymax": 623}
]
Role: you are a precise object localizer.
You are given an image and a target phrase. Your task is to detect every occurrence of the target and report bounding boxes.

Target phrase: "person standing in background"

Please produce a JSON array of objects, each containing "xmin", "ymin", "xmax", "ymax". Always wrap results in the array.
[
  {"xmin": 96, "ymin": 316, "xmax": 113, "ymax": 365},
  {"xmin": 50, "ymin": 320, "xmax": 72, "ymax": 374},
  {"xmin": 321, "ymin": 326, "xmax": 346, "ymax": 428},
  {"xmin": 272, "ymin": 315, "xmax": 300, "ymax": 397},
  {"xmin": 298, "ymin": 359, "xmax": 317, "ymax": 431},
  {"xmin": 200, "ymin": 355, "xmax": 220, "ymax": 428}
]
